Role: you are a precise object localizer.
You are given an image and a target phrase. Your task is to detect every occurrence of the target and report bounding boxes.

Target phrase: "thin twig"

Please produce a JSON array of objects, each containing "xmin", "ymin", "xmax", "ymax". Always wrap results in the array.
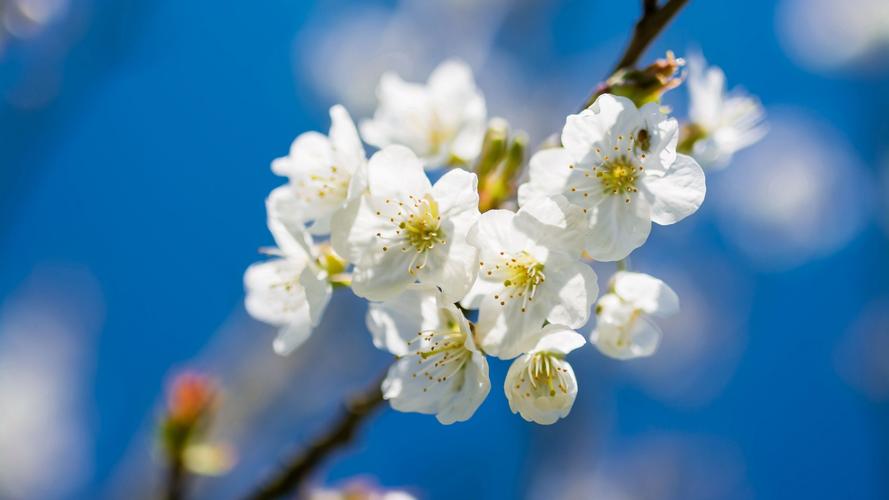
[
  {"xmin": 242, "ymin": 371, "xmax": 387, "ymax": 500},
  {"xmin": 581, "ymin": 0, "xmax": 690, "ymax": 109},
  {"xmin": 164, "ymin": 455, "xmax": 186, "ymax": 500}
]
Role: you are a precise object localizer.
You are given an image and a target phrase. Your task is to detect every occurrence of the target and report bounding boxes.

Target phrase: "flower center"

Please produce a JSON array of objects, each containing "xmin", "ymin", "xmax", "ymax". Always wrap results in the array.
[
  {"xmin": 410, "ymin": 323, "xmax": 471, "ymax": 390},
  {"xmin": 297, "ymin": 165, "xmax": 350, "ymax": 202},
  {"xmin": 377, "ymin": 194, "xmax": 448, "ymax": 275},
  {"xmin": 400, "ymin": 195, "xmax": 445, "ymax": 253},
  {"xmin": 597, "ymin": 157, "xmax": 640, "ymax": 195},
  {"xmin": 491, "ymin": 251, "xmax": 545, "ymax": 313},
  {"xmin": 513, "ymin": 352, "xmax": 570, "ymax": 399}
]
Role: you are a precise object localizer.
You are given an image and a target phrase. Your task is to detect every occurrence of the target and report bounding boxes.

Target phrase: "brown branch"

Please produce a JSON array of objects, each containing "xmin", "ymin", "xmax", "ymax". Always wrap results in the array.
[
  {"xmin": 581, "ymin": 0, "xmax": 690, "ymax": 109},
  {"xmin": 242, "ymin": 371, "xmax": 387, "ymax": 500},
  {"xmin": 164, "ymin": 454, "xmax": 187, "ymax": 500}
]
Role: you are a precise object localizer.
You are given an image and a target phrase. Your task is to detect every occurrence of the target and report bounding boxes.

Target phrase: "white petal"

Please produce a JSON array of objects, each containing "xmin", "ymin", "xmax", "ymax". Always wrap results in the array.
[
  {"xmin": 530, "ymin": 325, "xmax": 587, "ymax": 355},
  {"xmin": 420, "ymin": 238, "xmax": 478, "ymax": 302},
  {"xmin": 590, "ymin": 314, "xmax": 662, "ymax": 360},
  {"xmin": 475, "ymin": 294, "xmax": 550, "ymax": 360},
  {"xmin": 271, "ymin": 132, "xmax": 333, "ymax": 177},
  {"xmin": 514, "ymin": 195, "xmax": 588, "ymax": 254},
  {"xmin": 612, "ymin": 271, "xmax": 679, "ymax": 317},
  {"xmin": 638, "ymin": 102, "xmax": 679, "ymax": 171},
  {"xmin": 244, "ymin": 259, "xmax": 308, "ymax": 325},
  {"xmin": 562, "ymin": 94, "xmax": 640, "ymax": 165},
  {"xmin": 328, "ymin": 104, "xmax": 366, "ymax": 173},
  {"xmin": 640, "ymin": 153, "xmax": 706, "ymax": 225},
  {"xmin": 300, "ymin": 266, "xmax": 332, "ymax": 326},
  {"xmin": 361, "ymin": 73, "xmax": 435, "ymax": 158},
  {"xmin": 272, "ymin": 318, "xmax": 312, "ymax": 356},
  {"xmin": 365, "ymin": 285, "xmax": 440, "ymax": 356},
  {"xmin": 459, "ymin": 274, "xmax": 502, "ymax": 309},
  {"xmin": 517, "ymin": 147, "xmax": 575, "ymax": 206},
  {"xmin": 435, "ymin": 351, "xmax": 490, "ymax": 424},
  {"xmin": 584, "ymin": 193, "xmax": 652, "ymax": 261},
  {"xmin": 266, "ymin": 186, "xmax": 314, "ymax": 259},
  {"xmin": 350, "ymin": 245, "xmax": 415, "ymax": 301},
  {"xmin": 431, "ymin": 168, "xmax": 480, "ymax": 220},
  {"xmin": 366, "ymin": 145, "xmax": 432, "ymax": 199},
  {"xmin": 543, "ymin": 252, "xmax": 598, "ymax": 329},
  {"xmin": 466, "ymin": 209, "xmax": 529, "ymax": 256}
]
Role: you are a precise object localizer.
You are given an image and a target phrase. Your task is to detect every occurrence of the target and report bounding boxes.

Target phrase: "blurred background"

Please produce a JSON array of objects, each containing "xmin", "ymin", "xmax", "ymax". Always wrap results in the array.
[{"xmin": 1, "ymin": 0, "xmax": 888, "ymax": 498}]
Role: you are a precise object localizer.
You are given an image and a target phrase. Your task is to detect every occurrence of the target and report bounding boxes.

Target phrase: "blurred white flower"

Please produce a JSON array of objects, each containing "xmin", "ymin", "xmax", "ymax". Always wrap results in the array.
[
  {"xmin": 504, "ymin": 324, "xmax": 585, "ymax": 425},
  {"xmin": 0, "ymin": 267, "xmax": 100, "ymax": 499},
  {"xmin": 590, "ymin": 271, "xmax": 679, "ymax": 360},
  {"xmin": 519, "ymin": 94, "xmax": 706, "ymax": 261},
  {"xmin": 462, "ymin": 196, "xmax": 597, "ymax": 359},
  {"xmin": 778, "ymin": 0, "xmax": 889, "ymax": 72},
  {"xmin": 369, "ymin": 285, "xmax": 490, "ymax": 424},
  {"xmin": 244, "ymin": 190, "xmax": 336, "ymax": 355},
  {"xmin": 361, "ymin": 59, "xmax": 487, "ymax": 168},
  {"xmin": 333, "ymin": 145, "xmax": 480, "ymax": 301},
  {"xmin": 684, "ymin": 52, "xmax": 765, "ymax": 169},
  {"xmin": 712, "ymin": 110, "xmax": 872, "ymax": 270},
  {"xmin": 271, "ymin": 105, "xmax": 367, "ymax": 235}
]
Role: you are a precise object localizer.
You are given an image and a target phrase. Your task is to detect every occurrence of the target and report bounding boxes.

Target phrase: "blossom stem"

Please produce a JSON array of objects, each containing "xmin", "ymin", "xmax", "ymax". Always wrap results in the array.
[
  {"xmin": 164, "ymin": 452, "xmax": 187, "ymax": 500},
  {"xmin": 581, "ymin": 0, "xmax": 690, "ymax": 109},
  {"xmin": 241, "ymin": 371, "xmax": 387, "ymax": 500}
]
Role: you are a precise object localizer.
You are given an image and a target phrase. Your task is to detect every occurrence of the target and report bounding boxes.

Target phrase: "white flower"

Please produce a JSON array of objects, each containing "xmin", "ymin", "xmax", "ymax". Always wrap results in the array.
[
  {"xmin": 518, "ymin": 93, "xmax": 707, "ymax": 262},
  {"xmin": 590, "ymin": 271, "xmax": 679, "ymax": 360},
  {"xmin": 461, "ymin": 196, "xmax": 598, "ymax": 359},
  {"xmin": 504, "ymin": 324, "xmax": 585, "ymax": 425},
  {"xmin": 361, "ymin": 60, "xmax": 487, "ymax": 169},
  {"xmin": 244, "ymin": 191, "xmax": 334, "ymax": 355},
  {"xmin": 271, "ymin": 105, "xmax": 367, "ymax": 234},
  {"xmin": 332, "ymin": 145, "xmax": 480, "ymax": 301},
  {"xmin": 686, "ymin": 52, "xmax": 766, "ymax": 169},
  {"xmin": 367, "ymin": 285, "xmax": 490, "ymax": 425}
]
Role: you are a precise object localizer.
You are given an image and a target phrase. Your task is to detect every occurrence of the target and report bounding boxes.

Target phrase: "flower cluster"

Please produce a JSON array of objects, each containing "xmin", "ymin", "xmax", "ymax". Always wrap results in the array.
[{"xmin": 244, "ymin": 58, "xmax": 764, "ymax": 425}]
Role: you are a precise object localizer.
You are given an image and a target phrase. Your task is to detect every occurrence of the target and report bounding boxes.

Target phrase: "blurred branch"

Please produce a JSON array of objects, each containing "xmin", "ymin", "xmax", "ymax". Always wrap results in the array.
[
  {"xmin": 242, "ymin": 372, "xmax": 387, "ymax": 500},
  {"xmin": 581, "ymin": 0, "xmax": 690, "ymax": 109},
  {"xmin": 164, "ymin": 454, "xmax": 187, "ymax": 500}
]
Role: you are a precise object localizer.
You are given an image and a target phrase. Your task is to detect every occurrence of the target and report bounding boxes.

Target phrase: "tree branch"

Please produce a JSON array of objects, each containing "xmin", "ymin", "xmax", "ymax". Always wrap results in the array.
[
  {"xmin": 242, "ymin": 371, "xmax": 387, "ymax": 500},
  {"xmin": 164, "ymin": 454, "xmax": 187, "ymax": 500},
  {"xmin": 581, "ymin": 0, "xmax": 690, "ymax": 109}
]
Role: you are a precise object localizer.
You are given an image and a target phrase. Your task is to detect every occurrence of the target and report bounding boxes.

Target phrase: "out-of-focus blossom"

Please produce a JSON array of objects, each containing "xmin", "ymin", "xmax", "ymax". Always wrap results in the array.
[
  {"xmin": 681, "ymin": 52, "xmax": 766, "ymax": 169},
  {"xmin": 159, "ymin": 371, "xmax": 234, "ymax": 476},
  {"xmin": 333, "ymin": 146, "xmax": 480, "ymax": 301},
  {"xmin": 712, "ymin": 111, "xmax": 872, "ymax": 270},
  {"xmin": 529, "ymin": 433, "xmax": 750, "ymax": 500},
  {"xmin": 462, "ymin": 197, "xmax": 597, "ymax": 359},
  {"xmin": 271, "ymin": 105, "xmax": 367, "ymax": 235},
  {"xmin": 361, "ymin": 59, "xmax": 487, "ymax": 168},
  {"xmin": 309, "ymin": 479, "xmax": 417, "ymax": 500},
  {"xmin": 778, "ymin": 0, "xmax": 889, "ymax": 72},
  {"xmin": 590, "ymin": 271, "xmax": 679, "ymax": 360},
  {"xmin": 0, "ymin": 267, "xmax": 100, "ymax": 499},
  {"xmin": 367, "ymin": 285, "xmax": 490, "ymax": 424},
  {"xmin": 519, "ymin": 94, "xmax": 706, "ymax": 261},
  {"xmin": 504, "ymin": 325, "xmax": 585, "ymax": 425},
  {"xmin": 835, "ymin": 299, "xmax": 889, "ymax": 400},
  {"xmin": 1, "ymin": 0, "xmax": 68, "ymax": 50}
]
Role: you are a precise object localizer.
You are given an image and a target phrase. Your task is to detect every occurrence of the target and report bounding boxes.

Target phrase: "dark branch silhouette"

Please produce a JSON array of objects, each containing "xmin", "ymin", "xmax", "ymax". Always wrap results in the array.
[
  {"xmin": 581, "ymin": 0, "xmax": 690, "ymax": 109},
  {"xmin": 242, "ymin": 372, "xmax": 386, "ymax": 500}
]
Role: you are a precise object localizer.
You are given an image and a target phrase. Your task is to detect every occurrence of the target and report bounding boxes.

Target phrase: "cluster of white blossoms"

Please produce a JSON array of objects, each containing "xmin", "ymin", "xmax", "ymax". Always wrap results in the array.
[{"xmin": 244, "ymin": 57, "xmax": 764, "ymax": 425}]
